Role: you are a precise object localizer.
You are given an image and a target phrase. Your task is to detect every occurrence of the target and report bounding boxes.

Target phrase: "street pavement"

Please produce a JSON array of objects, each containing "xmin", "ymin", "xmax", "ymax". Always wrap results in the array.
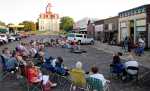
[
  {"xmin": 0, "ymin": 35, "xmax": 149, "ymax": 91},
  {"xmin": 94, "ymin": 41, "xmax": 150, "ymax": 69}
]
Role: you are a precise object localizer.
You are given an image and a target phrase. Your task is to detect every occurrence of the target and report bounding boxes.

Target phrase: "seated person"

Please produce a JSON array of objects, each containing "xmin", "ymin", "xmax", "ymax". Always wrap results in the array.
[
  {"xmin": 89, "ymin": 66, "xmax": 110, "ymax": 87},
  {"xmin": 122, "ymin": 55, "xmax": 139, "ymax": 80},
  {"xmin": 26, "ymin": 61, "xmax": 57, "ymax": 87},
  {"xmin": 69, "ymin": 61, "xmax": 86, "ymax": 86},
  {"xmin": 112, "ymin": 53, "xmax": 121, "ymax": 65},
  {"xmin": 16, "ymin": 55, "xmax": 27, "ymax": 76},
  {"xmin": 5, "ymin": 54, "xmax": 19, "ymax": 72},
  {"xmin": 1, "ymin": 47, "xmax": 12, "ymax": 61},
  {"xmin": 70, "ymin": 61, "xmax": 85, "ymax": 74},
  {"xmin": 55, "ymin": 57, "xmax": 68, "ymax": 76},
  {"xmin": 34, "ymin": 51, "xmax": 45, "ymax": 66},
  {"xmin": 110, "ymin": 53, "xmax": 124, "ymax": 74},
  {"xmin": 30, "ymin": 45, "xmax": 38, "ymax": 57},
  {"xmin": 42, "ymin": 57, "xmax": 56, "ymax": 72}
]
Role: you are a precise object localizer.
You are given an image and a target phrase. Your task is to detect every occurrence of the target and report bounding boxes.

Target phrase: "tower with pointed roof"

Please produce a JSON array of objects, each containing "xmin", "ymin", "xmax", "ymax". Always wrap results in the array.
[{"xmin": 38, "ymin": 3, "xmax": 59, "ymax": 32}]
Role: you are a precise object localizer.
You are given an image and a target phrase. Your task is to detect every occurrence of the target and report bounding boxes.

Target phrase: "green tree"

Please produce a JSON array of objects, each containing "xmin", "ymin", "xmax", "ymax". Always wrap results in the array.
[
  {"xmin": 19, "ymin": 21, "xmax": 36, "ymax": 32},
  {"xmin": 60, "ymin": 16, "xmax": 74, "ymax": 32}
]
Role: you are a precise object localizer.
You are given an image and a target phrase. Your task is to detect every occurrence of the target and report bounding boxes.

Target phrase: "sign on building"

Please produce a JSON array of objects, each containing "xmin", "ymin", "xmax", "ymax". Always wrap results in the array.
[{"xmin": 95, "ymin": 25, "xmax": 103, "ymax": 32}]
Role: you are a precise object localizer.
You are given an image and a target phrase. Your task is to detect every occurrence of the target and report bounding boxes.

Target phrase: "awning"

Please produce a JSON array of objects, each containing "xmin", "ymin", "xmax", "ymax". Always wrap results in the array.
[{"xmin": 0, "ymin": 29, "xmax": 8, "ymax": 33}]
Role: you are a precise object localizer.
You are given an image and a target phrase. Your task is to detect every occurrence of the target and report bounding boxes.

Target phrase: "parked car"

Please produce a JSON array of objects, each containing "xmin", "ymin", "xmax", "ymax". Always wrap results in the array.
[
  {"xmin": 0, "ymin": 34, "xmax": 8, "ymax": 44},
  {"xmin": 7, "ymin": 35, "xmax": 16, "ymax": 42},
  {"xmin": 12, "ymin": 34, "xmax": 22, "ymax": 41},
  {"xmin": 67, "ymin": 33, "xmax": 94, "ymax": 45}
]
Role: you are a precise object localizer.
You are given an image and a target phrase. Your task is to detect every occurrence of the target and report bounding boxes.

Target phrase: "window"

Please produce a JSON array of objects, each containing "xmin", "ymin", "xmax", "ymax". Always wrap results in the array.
[
  {"xmin": 76, "ymin": 35, "xmax": 83, "ymax": 37},
  {"xmin": 84, "ymin": 35, "xmax": 87, "ymax": 38},
  {"xmin": 122, "ymin": 13, "xmax": 125, "ymax": 17},
  {"xmin": 137, "ymin": 8, "xmax": 141, "ymax": 14},
  {"xmin": 125, "ymin": 12, "xmax": 127, "ymax": 17},
  {"xmin": 130, "ymin": 10, "xmax": 134, "ymax": 15},
  {"xmin": 135, "ymin": 9, "xmax": 139, "ymax": 14},
  {"xmin": 142, "ymin": 8, "xmax": 146, "ymax": 13},
  {"xmin": 128, "ymin": 11, "xmax": 131, "ymax": 16},
  {"xmin": 68, "ymin": 34, "xmax": 75, "ymax": 37}
]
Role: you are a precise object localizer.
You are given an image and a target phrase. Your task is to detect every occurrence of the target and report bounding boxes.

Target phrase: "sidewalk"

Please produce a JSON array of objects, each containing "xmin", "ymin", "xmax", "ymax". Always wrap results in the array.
[{"xmin": 93, "ymin": 41, "xmax": 150, "ymax": 69}]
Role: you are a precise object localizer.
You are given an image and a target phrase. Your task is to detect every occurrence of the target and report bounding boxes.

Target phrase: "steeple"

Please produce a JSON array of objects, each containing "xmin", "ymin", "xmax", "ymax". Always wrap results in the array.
[{"xmin": 46, "ymin": 3, "xmax": 52, "ymax": 13}]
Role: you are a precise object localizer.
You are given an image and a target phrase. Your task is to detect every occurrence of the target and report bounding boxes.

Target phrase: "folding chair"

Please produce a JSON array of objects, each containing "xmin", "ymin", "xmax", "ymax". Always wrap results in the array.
[
  {"xmin": 126, "ymin": 66, "xmax": 139, "ymax": 81},
  {"xmin": 69, "ymin": 69, "xmax": 88, "ymax": 91},
  {"xmin": 0, "ymin": 55, "xmax": 18, "ymax": 81},
  {"xmin": 86, "ymin": 77, "xmax": 109, "ymax": 91},
  {"xmin": 109, "ymin": 63, "xmax": 124, "ymax": 79}
]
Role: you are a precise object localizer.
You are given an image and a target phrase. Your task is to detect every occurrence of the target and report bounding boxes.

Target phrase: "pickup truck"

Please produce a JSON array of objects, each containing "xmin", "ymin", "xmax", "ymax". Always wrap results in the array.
[{"xmin": 67, "ymin": 33, "xmax": 94, "ymax": 45}]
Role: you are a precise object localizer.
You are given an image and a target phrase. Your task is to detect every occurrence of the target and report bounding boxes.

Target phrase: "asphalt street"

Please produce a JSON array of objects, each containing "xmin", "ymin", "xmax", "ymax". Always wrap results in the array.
[{"xmin": 0, "ymin": 35, "xmax": 149, "ymax": 91}]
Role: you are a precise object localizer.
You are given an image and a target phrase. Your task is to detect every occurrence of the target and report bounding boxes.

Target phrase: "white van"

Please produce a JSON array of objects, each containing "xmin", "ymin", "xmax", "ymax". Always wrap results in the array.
[
  {"xmin": 0, "ymin": 34, "xmax": 8, "ymax": 43},
  {"xmin": 67, "ymin": 33, "xmax": 94, "ymax": 45}
]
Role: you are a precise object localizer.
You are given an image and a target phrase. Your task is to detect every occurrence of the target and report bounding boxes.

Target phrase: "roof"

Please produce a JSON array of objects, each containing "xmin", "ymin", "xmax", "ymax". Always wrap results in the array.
[{"xmin": 119, "ymin": 4, "xmax": 150, "ymax": 14}]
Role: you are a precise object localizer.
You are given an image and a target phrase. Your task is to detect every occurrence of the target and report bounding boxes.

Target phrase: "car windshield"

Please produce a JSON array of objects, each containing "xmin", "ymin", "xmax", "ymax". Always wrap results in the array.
[
  {"xmin": 76, "ymin": 34, "xmax": 83, "ymax": 37},
  {"xmin": 12, "ymin": 35, "xmax": 16, "ymax": 36},
  {"xmin": 68, "ymin": 34, "xmax": 75, "ymax": 37}
]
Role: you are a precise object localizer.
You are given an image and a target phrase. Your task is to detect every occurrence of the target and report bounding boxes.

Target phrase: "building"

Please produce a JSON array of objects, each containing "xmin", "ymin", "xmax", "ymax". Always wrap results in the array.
[
  {"xmin": 87, "ymin": 20, "xmax": 95, "ymax": 38},
  {"xmin": 0, "ymin": 21, "xmax": 8, "ymax": 33},
  {"xmin": 118, "ymin": 4, "xmax": 150, "ymax": 48},
  {"xmin": 38, "ymin": 3, "xmax": 59, "ymax": 32},
  {"xmin": 93, "ymin": 16, "xmax": 118, "ymax": 44},
  {"xmin": 94, "ymin": 19, "xmax": 104, "ymax": 41},
  {"xmin": 73, "ymin": 18, "xmax": 97, "ymax": 34},
  {"xmin": 8, "ymin": 24, "xmax": 24, "ymax": 34},
  {"xmin": 103, "ymin": 16, "xmax": 118, "ymax": 44}
]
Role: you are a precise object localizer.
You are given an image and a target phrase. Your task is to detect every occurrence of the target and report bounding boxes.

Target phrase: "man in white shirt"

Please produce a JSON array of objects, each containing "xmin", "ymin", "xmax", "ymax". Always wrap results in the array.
[
  {"xmin": 90, "ymin": 66, "xmax": 109, "ymax": 86},
  {"xmin": 124, "ymin": 61, "xmax": 139, "ymax": 75}
]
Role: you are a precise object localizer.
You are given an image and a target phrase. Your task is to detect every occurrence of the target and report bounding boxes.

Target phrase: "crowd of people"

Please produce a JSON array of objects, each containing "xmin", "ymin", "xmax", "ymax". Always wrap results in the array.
[
  {"xmin": 0, "ymin": 36, "xmax": 142, "ymax": 91},
  {"xmin": 122, "ymin": 37, "xmax": 145, "ymax": 56},
  {"xmin": 0, "ymin": 40, "xmax": 109, "ymax": 91}
]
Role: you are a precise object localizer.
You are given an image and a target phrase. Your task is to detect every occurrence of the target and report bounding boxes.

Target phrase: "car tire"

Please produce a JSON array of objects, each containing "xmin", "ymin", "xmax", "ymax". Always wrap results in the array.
[{"xmin": 91, "ymin": 41, "xmax": 94, "ymax": 45}]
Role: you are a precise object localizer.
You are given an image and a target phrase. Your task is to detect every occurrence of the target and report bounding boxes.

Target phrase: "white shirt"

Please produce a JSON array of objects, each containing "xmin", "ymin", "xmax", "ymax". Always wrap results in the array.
[
  {"xmin": 124, "ymin": 61, "xmax": 139, "ymax": 75},
  {"xmin": 90, "ymin": 73, "xmax": 107, "ymax": 86},
  {"xmin": 124, "ymin": 61, "xmax": 139, "ymax": 68},
  {"xmin": 51, "ymin": 59, "xmax": 57, "ymax": 67}
]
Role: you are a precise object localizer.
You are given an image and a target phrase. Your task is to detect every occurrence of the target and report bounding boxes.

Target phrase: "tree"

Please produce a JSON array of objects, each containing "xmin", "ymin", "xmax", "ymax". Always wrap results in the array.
[
  {"xmin": 19, "ymin": 21, "xmax": 36, "ymax": 32},
  {"xmin": 60, "ymin": 16, "xmax": 74, "ymax": 32}
]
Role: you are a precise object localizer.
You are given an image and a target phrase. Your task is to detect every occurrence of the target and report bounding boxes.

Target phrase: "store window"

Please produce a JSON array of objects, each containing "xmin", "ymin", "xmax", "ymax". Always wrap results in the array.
[
  {"xmin": 128, "ymin": 11, "xmax": 131, "ymax": 16},
  {"xmin": 142, "ymin": 8, "xmax": 146, "ymax": 13},
  {"xmin": 131, "ymin": 10, "xmax": 134, "ymax": 15},
  {"xmin": 135, "ymin": 9, "xmax": 139, "ymax": 14},
  {"xmin": 124, "ymin": 12, "xmax": 127, "ymax": 17}
]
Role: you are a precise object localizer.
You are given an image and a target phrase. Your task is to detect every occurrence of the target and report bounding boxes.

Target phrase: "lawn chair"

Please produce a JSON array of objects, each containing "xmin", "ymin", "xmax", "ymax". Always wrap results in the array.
[
  {"xmin": 69, "ymin": 69, "xmax": 88, "ymax": 91},
  {"xmin": 86, "ymin": 77, "xmax": 109, "ymax": 91},
  {"xmin": 109, "ymin": 63, "xmax": 124, "ymax": 79},
  {"xmin": 126, "ymin": 66, "xmax": 139, "ymax": 81},
  {"xmin": 24, "ymin": 66, "xmax": 43, "ymax": 91},
  {"xmin": 0, "ymin": 55, "xmax": 18, "ymax": 81}
]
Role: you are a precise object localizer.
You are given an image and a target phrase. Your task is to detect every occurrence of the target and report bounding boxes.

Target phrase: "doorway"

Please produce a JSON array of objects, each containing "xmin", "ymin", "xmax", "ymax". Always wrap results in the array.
[{"xmin": 129, "ymin": 20, "xmax": 134, "ymax": 43}]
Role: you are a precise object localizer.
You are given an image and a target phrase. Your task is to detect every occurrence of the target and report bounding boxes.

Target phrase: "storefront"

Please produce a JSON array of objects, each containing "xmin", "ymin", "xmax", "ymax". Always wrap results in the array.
[{"xmin": 118, "ymin": 4, "xmax": 150, "ymax": 48}]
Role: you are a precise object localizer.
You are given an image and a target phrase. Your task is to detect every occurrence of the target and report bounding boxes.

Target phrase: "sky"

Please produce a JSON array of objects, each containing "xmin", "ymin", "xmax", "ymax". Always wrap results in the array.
[{"xmin": 0, "ymin": 0, "xmax": 150, "ymax": 24}]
